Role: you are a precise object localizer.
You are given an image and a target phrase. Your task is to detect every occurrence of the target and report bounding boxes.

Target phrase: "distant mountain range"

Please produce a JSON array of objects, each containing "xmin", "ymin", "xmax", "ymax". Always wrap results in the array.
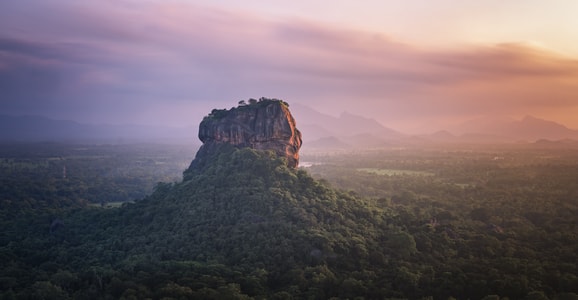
[
  {"xmin": 0, "ymin": 115, "xmax": 196, "ymax": 144},
  {"xmin": 425, "ymin": 115, "xmax": 578, "ymax": 143},
  {"xmin": 290, "ymin": 104, "xmax": 403, "ymax": 149},
  {"xmin": 2, "ymin": 109, "xmax": 577, "ymax": 147},
  {"xmin": 292, "ymin": 104, "xmax": 578, "ymax": 149}
]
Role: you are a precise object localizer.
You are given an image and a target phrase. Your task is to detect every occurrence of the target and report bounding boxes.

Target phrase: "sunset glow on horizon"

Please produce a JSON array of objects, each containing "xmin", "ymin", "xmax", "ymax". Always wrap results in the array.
[{"xmin": 1, "ymin": 0, "xmax": 578, "ymax": 133}]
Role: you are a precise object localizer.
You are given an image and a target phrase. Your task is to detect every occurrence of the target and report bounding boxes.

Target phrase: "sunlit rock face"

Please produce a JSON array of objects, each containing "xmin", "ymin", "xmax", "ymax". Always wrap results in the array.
[{"xmin": 194, "ymin": 98, "xmax": 302, "ymax": 168}]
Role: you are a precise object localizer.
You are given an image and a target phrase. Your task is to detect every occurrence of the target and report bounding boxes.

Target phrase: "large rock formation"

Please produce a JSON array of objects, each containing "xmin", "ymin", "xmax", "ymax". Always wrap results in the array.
[{"xmin": 191, "ymin": 98, "xmax": 302, "ymax": 170}]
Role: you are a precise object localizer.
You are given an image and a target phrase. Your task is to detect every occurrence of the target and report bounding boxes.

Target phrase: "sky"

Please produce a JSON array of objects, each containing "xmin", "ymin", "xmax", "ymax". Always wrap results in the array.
[{"xmin": 1, "ymin": 0, "xmax": 578, "ymax": 133}]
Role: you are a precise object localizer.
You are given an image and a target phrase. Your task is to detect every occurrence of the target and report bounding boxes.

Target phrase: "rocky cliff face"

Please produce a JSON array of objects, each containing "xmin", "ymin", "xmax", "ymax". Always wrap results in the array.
[{"xmin": 191, "ymin": 98, "xmax": 302, "ymax": 170}]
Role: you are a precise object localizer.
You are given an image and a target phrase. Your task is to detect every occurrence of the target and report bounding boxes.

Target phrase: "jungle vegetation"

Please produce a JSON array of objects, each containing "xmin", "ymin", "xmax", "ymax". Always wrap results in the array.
[{"xmin": 0, "ymin": 142, "xmax": 577, "ymax": 299}]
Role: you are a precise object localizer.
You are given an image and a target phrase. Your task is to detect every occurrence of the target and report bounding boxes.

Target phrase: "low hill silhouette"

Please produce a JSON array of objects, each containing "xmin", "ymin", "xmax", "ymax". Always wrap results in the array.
[
  {"xmin": 446, "ymin": 115, "xmax": 578, "ymax": 141},
  {"xmin": 0, "ymin": 114, "xmax": 195, "ymax": 143}
]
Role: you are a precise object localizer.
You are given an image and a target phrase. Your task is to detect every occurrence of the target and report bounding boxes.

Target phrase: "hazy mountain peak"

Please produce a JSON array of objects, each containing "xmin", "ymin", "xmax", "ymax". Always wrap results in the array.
[
  {"xmin": 521, "ymin": 115, "xmax": 539, "ymax": 122},
  {"xmin": 447, "ymin": 114, "xmax": 578, "ymax": 141},
  {"xmin": 291, "ymin": 103, "xmax": 403, "ymax": 146},
  {"xmin": 519, "ymin": 115, "xmax": 566, "ymax": 127}
]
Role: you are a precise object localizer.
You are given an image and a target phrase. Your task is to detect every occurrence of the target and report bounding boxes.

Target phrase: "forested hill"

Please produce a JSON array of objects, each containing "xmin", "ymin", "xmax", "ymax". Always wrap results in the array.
[
  {"xmin": 123, "ymin": 146, "xmax": 404, "ymax": 297},
  {"xmin": 0, "ymin": 145, "xmax": 412, "ymax": 299},
  {"xmin": 1, "ymin": 101, "xmax": 576, "ymax": 299},
  {"xmin": 1, "ymin": 143, "xmax": 578, "ymax": 299}
]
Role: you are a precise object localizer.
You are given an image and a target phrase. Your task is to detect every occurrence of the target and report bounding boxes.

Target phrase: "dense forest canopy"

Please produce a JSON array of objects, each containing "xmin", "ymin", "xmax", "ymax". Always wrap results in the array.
[{"xmin": 0, "ymin": 142, "xmax": 577, "ymax": 299}]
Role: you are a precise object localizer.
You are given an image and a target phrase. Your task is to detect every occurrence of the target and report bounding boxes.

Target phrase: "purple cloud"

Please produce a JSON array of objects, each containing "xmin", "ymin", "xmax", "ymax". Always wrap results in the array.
[{"xmin": 1, "ymin": 1, "xmax": 578, "ymax": 130}]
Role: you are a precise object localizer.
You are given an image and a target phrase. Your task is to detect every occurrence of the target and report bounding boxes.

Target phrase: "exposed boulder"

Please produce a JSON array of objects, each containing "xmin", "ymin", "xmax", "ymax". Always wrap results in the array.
[{"xmin": 187, "ymin": 98, "xmax": 302, "ymax": 173}]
